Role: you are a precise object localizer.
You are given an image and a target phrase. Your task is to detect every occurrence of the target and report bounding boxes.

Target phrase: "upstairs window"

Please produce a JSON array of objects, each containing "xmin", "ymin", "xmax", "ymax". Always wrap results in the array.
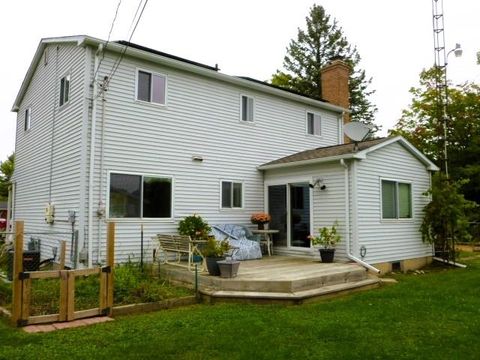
[
  {"xmin": 307, "ymin": 112, "xmax": 321, "ymax": 136},
  {"xmin": 241, "ymin": 95, "xmax": 254, "ymax": 122},
  {"xmin": 221, "ymin": 181, "xmax": 243, "ymax": 208},
  {"xmin": 137, "ymin": 70, "xmax": 166, "ymax": 105},
  {"xmin": 59, "ymin": 74, "xmax": 70, "ymax": 106},
  {"xmin": 381, "ymin": 180, "xmax": 412, "ymax": 219},
  {"xmin": 24, "ymin": 108, "xmax": 31, "ymax": 131},
  {"xmin": 109, "ymin": 173, "xmax": 172, "ymax": 218}
]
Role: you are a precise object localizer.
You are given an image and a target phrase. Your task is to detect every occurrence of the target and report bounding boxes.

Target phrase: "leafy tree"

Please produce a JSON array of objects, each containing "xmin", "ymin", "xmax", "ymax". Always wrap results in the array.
[
  {"xmin": 0, "ymin": 153, "xmax": 14, "ymax": 200},
  {"xmin": 271, "ymin": 4, "xmax": 378, "ymax": 126},
  {"xmin": 390, "ymin": 68, "xmax": 480, "ymax": 205},
  {"xmin": 421, "ymin": 173, "xmax": 476, "ymax": 261}
]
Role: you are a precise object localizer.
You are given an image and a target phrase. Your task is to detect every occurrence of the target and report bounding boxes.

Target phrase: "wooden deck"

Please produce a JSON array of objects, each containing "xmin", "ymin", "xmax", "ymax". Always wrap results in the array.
[{"xmin": 160, "ymin": 256, "xmax": 380, "ymax": 304}]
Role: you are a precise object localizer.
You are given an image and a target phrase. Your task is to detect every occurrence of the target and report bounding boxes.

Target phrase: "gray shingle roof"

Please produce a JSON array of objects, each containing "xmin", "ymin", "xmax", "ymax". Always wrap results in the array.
[{"xmin": 260, "ymin": 137, "xmax": 390, "ymax": 168}]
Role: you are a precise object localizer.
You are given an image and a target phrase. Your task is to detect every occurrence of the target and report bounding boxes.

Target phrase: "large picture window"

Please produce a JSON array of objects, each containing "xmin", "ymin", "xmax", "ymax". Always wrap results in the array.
[
  {"xmin": 109, "ymin": 173, "xmax": 172, "ymax": 218},
  {"xmin": 221, "ymin": 181, "xmax": 243, "ymax": 208},
  {"xmin": 381, "ymin": 180, "xmax": 412, "ymax": 219},
  {"xmin": 137, "ymin": 70, "xmax": 166, "ymax": 105}
]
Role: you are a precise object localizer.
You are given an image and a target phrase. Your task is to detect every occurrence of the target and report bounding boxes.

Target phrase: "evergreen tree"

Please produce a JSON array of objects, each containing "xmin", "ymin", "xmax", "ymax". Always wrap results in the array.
[
  {"xmin": 0, "ymin": 153, "xmax": 14, "ymax": 201},
  {"xmin": 271, "ymin": 4, "xmax": 377, "ymax": 126}
]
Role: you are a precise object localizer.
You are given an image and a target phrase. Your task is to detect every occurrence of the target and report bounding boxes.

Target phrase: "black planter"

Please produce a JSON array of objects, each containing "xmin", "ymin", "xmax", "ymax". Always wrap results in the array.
[
  {"xmin": 319, "ymin": 248, "xmax": 335, "ymax": 263},
  {"xmin": 205, "ymin": 256, "xmax": 226, "ymax": 276}
]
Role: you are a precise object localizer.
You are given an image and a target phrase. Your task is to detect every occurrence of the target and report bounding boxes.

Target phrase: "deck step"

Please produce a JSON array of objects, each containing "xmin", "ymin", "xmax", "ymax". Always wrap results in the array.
[{"xmin": 202, "ymin": 278, "xmax": 380, "ymax": 302}]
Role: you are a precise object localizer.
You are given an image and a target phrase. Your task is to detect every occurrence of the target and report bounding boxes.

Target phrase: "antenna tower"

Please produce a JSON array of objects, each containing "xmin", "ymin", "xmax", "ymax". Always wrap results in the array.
[{"xmin": 432, "ymin": 0, "xmax": 449, "ymax": 176}]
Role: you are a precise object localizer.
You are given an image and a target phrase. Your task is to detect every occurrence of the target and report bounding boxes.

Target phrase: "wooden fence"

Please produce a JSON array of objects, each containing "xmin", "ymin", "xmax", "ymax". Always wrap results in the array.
[{"xmin": 11, "ymin": 221, "xmax": 115, "ymax": 327}]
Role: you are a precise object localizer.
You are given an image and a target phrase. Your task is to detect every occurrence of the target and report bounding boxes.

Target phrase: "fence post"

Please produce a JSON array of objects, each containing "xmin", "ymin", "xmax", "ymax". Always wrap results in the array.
[
  {"xmin": 106, "ymin": 222, "xmax": 115, "ymax": 316},
  {"xmin": 11, "ymin": 221, "xmax": 24, "ymax": 326},
  {"xmin": 59, "ymin": 240, "xmax": 66, "ymax": 269}
]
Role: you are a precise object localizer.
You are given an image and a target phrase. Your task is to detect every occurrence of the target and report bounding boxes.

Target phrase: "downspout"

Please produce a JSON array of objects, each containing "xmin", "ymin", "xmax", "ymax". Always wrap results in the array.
[
  {"xmin": 96, "ymin": 82, "xmax": 107, "ymax": 265},
  {"xmin": 340, "ymin": 159, "xmax": 380, "ymax": 274},
  {"xmin": 87, "ymin": 43, "xmax": 103, "ymax": 268}
]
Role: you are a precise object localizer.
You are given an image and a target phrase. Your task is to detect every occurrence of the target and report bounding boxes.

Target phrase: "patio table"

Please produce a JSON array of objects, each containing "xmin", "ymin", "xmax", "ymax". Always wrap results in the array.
[{"xmin": 251, "ymin": 229, "xmax": 279, "ymax": 256}]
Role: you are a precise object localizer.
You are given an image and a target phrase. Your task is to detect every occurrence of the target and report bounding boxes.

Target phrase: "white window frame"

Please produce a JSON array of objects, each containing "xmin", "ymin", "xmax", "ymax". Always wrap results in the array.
[
  {"xmin": 220, "ymin": 180, "xmax": 244, "ymax": 209},
  {"xmin": 59, "ymin": 73, "xmax": 70, "ymax": 107},
  {"xmin": 239, "ymin": 94, "xmax": 255, "ymax": 123},
  {"xmin": 24, "ymin": 107, "xmax": 31, "ymax": 132},
  {"xmin": 135, "ymin": 68, "xmax": 168, "ymax": 106},
  {"xmin": 380, "ymin": 178, "xmax": 413, "ymax": 221},
  {"xmin": 107, "ymin": 171, "xmax": 174, "ymax": 221},
  {"xmin": 306, "ymin": 111, "xmax": 322, "ymax": 137}
]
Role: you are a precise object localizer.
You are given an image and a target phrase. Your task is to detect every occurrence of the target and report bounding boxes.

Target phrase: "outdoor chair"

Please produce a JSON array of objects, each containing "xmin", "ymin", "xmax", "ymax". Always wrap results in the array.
[{"xmin": 211, "ymin": 224, "xmax": 262, "ymax": 260}]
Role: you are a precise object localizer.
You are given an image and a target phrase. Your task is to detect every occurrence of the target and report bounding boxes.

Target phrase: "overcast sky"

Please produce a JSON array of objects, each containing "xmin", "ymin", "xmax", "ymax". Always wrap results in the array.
[{"xmin": 1, "ymin": 0, "xmax": 479, "ymax": 161}]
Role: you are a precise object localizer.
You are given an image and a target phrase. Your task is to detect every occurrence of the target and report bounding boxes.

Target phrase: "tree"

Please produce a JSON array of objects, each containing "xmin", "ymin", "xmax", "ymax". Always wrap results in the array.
[
  {"xmin": 421, "ymin": 173, "xmax": 476, "ymax": 262},
  {"xmin": 390, "ymin": 68, "xmax": 480, "ymax": 205},
  {"xmin": 0, "ymin": 153, "xmax": 14, "ymax": 200},
  {"xmin": 271, "ymin": 4, "xmax": 378, "ymax": 126}
]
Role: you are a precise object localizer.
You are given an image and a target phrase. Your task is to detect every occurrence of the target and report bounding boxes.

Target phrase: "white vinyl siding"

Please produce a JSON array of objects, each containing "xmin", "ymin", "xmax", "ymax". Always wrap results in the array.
[
  {"xmin": 59, "ymin": 74, "xmax": 70, "ymax": 106},
  {"xmin": 355, "ymin": 142, "xmax": 433, "ymax": 264},
  {"xmin": 306, "ymin": 112, "xmax": 321, "ymax": 136},
  {"xmin": 24, "ymin": 108, "xmax": 31, "ymax": 131},
  {"xmin": 221, "ymin": 181, "xmax": 243, "ymax": 208},
  {"xmin": 240, "ymin": 95, "xmax": 254, "ymax": 122},
  {"xmin": 136, "ymin": 69, "xmax": 166, "ymax": 105}
]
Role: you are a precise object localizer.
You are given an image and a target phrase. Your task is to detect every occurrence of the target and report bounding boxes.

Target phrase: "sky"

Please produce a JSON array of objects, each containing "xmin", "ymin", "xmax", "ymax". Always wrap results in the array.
[{"xmin": 1, "ymin": 0, "xmax": 479, "ymax": 161}]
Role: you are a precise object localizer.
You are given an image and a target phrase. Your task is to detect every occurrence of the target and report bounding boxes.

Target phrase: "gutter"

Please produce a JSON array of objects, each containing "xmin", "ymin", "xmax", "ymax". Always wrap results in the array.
[
  {"xmin": 87, "ymin": 43, "xmax": 103, "ymax": 267},
  {"xmin": 340, "ymin": 159, "xmax": 380, "ymax": 274},
  {"xmin": 258, "ymin": 152, "xmax": 366, "ymax": 171}
]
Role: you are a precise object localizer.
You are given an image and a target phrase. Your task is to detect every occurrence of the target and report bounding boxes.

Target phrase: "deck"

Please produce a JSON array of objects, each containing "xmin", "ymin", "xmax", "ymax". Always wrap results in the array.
[{"xmin": 160, "ymin": 256, "xmax": 380, "ymax": 304}]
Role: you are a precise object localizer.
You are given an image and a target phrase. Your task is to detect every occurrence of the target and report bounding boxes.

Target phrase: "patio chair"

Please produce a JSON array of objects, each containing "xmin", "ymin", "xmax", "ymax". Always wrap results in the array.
[{"xmin": 211, "ymin": 224, "xmax": 262, "ymax": 260}]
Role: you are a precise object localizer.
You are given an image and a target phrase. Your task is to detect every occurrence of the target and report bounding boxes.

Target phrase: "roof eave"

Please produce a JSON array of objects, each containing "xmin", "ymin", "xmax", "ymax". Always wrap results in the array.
[
  {"xmin": 11, "ymin": 35, "xmax": 87, "ymax": 112},
  {"xmin": 80, "ymin": 37, "xmax": 348, "ymax": 114},
  {"xmin": 258, "ymin": 152, "xmax": 363, "ymax": 171}
]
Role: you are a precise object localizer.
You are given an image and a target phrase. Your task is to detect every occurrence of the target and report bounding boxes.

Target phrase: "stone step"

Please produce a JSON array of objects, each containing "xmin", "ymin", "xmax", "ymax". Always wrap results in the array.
[{"xmin": 202, "ymin": 278, "xmax": 380, "ymax": 304}]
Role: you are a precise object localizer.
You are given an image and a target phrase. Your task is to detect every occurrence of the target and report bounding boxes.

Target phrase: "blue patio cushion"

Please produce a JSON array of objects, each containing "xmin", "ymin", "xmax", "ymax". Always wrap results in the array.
[{"xmin": 211, "ymin": 224, "xmax": 262, "ymax": 261}]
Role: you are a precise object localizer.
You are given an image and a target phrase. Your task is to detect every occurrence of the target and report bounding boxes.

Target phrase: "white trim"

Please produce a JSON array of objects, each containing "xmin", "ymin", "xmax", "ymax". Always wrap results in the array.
[
  {"xmin": 219, "ymin": 179, "xmax": 244, "ymax": 210},
  {"xmin": 351, "ymin": 159, "xmax": 359, "ymax": 257},
  {"xmin": 379, "ymin": 177, "xmax": 414, "ymax": 221},
  {"xmin": 106, "ymin": 170, "xmax": 175, "ymax": 221},
  {"xmin": 135, "ymin": 67, "xmax": 168, "ymax": 106}
]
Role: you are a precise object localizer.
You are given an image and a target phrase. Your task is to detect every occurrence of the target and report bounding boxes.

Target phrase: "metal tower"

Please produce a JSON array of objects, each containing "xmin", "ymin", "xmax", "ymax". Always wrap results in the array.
[{"xmin": 432, "ymin": 0, "xmax": 449, "ymax": 176}]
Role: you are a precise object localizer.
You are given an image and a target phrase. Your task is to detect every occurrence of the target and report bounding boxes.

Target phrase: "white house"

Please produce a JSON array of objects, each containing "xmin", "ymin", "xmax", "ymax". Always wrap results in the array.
[{"xmin": 10, "ymin": 35, "xmax": 438, "ymax": 273}]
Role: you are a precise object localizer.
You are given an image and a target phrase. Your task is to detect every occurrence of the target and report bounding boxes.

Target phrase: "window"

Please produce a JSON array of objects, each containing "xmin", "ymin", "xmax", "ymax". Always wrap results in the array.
[
  {"xmin": 307, "ymin": 112, "xmax": 321, "ymax": 136},
  {"xmin": 137, "ymin": 70, "xmax": 166, "ymax": 105},
  {"xmin": 59, "ymin": 74, "xmax": 70, "ymax": 106},
  {"xmin": 109, "ymin": 173, "xmax": 172, "ymax": 218},
  {"xmin": 381, "ymin": 180, "xmax": 412, "ymax": 219},
  {"xmin": 221, "ymin": 181, "xmax": 242, "ymax": 208},
  {"xmin": 24, "ymin": 108, "xmax": 31, "ymax": 131},
  {"xmin": 241, "ymin": 95, "xmax": 254, "ymax": 122}
]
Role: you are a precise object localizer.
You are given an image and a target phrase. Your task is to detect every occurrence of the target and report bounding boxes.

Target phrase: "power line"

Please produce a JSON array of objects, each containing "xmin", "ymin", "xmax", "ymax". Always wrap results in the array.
[
  {"xmin": 93, "ymin": 0, "xmax": 122, "ymax": 82},
  {"xmin": 107, "ymin": 0, "xmax": 149, "ymax": 85}
]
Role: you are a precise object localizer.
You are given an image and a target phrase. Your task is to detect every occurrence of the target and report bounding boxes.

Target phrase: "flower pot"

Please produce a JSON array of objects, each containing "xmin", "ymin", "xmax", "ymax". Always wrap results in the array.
[
  {"xmin": 205, "ymin": 256, "xmax": 225, "ymax": 276},
  {"xmin": 319, "ymin": 248, "xmax": 335, "ymax": 263},
  {"xmin": 217, "ymin": 260, "xmax": 240, "ymax": 278},
  {"xmin": 257, "ymin": 223, "xmax": 265, "ymax": 230}
]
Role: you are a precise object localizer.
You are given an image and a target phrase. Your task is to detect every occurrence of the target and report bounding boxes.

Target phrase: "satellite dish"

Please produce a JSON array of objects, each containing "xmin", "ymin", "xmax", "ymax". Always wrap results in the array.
[{"xmin": 344, "ymin": 122, "xmax": 371, "ymax": 142}]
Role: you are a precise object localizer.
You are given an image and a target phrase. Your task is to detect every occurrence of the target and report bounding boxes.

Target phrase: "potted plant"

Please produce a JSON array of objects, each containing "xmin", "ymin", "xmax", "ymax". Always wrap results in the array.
[
  {"xmin": 178, "ymin": 214, "xmax": 211, "ymax": 240},
  {"xmin": 251, "ymin": 212, "xmax": 271, "ymax": 230},
  {"xmin": 309, "ymin": 222, "xmax": 341, "ymax": 263},
  {"xmin": 202, "ymin": 237, "xmax": 230, "ymax": 276}
]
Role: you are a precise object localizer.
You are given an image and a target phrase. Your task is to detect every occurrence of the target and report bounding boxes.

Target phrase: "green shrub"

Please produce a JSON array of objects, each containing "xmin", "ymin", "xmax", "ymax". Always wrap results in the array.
[{"xmin": 178, "ymin": 214, "xmax": 211, "ymax": 240}]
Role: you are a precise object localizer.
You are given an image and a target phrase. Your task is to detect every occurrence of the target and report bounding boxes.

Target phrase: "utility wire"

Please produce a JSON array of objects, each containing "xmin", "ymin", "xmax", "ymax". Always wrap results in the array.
[
  {"xmin": 107, "ymin": 0, "xmax": 149, "ymax": 85},
  {"xmin": 93, "ymin": 0, "xmax": 122, "ymax": 82}
]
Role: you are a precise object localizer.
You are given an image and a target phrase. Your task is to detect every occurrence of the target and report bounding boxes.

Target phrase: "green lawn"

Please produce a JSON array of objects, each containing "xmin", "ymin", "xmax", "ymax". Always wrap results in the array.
[{"xmin": 1, "ymin": 254, "xmax": 479, "ymax": 360}]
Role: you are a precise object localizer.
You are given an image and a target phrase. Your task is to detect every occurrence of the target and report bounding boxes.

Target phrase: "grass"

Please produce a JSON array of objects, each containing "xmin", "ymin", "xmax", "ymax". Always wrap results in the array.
[{"xmin": 0, "ymin": 254, "xmax": 479, "ymax": 359}]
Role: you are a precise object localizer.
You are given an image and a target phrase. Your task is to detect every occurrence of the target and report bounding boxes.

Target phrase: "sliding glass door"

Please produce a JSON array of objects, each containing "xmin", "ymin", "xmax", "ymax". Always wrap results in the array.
[
  {"xmin": 290, "ymin": 183, "xmax": 310, "ymax": 248},
  {"xmin": 267, "ymin": 183, "xmax": 311, "ymax": 249}
]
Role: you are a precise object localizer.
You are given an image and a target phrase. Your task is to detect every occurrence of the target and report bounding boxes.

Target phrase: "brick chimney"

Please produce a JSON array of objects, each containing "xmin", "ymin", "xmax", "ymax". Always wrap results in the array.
[{"xmin": 321, "ymin": 58, "xmax": 351, "ymax": 142}]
